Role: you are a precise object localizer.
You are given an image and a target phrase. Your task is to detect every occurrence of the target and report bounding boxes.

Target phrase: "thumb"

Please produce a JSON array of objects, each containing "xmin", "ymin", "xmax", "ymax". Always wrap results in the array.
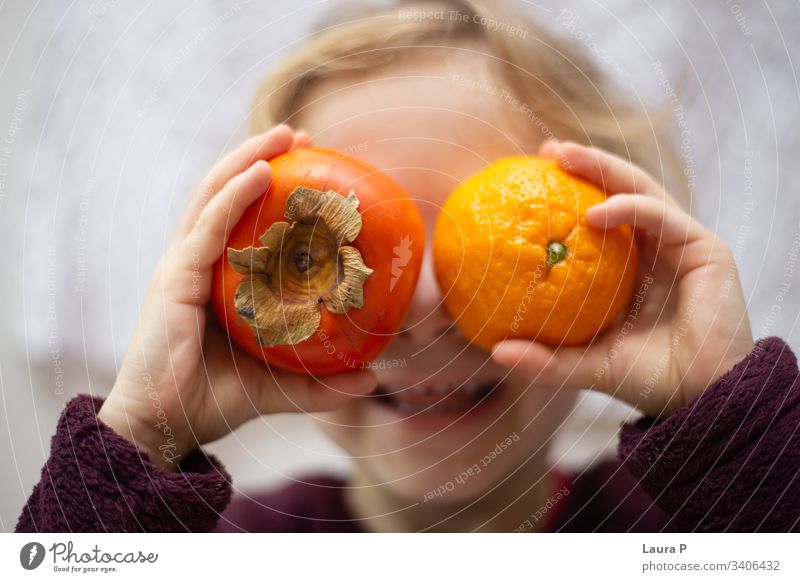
[
  {"xmin": 491, "ymin": 339, "xmax": 602, "ymax": 391},
  {"xmin": 256, "ymin": 368, "xmax": 378, "ymax": 414}
]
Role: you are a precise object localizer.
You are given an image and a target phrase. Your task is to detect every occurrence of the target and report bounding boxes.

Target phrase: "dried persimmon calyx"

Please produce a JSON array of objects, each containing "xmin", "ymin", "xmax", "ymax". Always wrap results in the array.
[{"xmin": 227, "ymin": 186, "xmax": 373, "ymax": 347}]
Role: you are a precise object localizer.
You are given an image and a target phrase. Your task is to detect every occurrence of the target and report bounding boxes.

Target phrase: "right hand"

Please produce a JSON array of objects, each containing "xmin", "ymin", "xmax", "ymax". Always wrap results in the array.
[
  {"xmin": 491, "ymin": 140, "xmax": 754, "ymax": 418},
  {"xmin": 98, "ymin": 125, "xmax": 377, "ymax": 469}
]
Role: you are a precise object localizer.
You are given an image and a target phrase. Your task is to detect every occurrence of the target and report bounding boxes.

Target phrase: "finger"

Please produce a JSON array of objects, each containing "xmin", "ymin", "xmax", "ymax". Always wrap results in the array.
[
  {"xmin": 176, "ymin": 125, "xmax": 295, "ymax": 238},
  {"xmin": 540, "ymin": 140, "xmax": 675, "ymax": 204},
  {"xmin": 491, "ymin": 340, "xmax": 599, "ymax": 391},
  {"xmin": 587, "ymin": 194, "xmax": 714, "ymax": 276},
  {"xmin": 290, "ymin": 129, "xmax": 312, "ymax": 151},
  {"xmin": 258, "ymin": 369, "xmax": 378, "ymax": 414},
  {"xmin": 178, "ymin": 160, "xmax": 272, "ymax": 275}
]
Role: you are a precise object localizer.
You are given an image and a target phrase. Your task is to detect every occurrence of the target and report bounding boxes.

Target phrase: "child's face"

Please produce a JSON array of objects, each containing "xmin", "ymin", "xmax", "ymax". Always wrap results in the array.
[{"xmin": 298, "ymin": 53, "xmax": 577, "ymax": 502}]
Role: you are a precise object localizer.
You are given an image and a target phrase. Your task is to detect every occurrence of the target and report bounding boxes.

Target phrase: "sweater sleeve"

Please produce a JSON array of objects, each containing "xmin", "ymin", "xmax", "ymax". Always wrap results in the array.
[
  {"xmin": 619, "ymin": 336, "xmax": 800, "ymax": 532},
  {"xmin": 15, "ymin": 394, "xmax": 233, "ymax": 532}
]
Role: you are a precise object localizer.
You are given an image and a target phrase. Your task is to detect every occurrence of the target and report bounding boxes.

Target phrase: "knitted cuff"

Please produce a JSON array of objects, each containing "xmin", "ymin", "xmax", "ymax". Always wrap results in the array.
[
  {"xmin": 18, "ymin": 394, "xmax": 232, "ymax": 532},
  {"xmin": 618, "ymin": 337, "xmax": 800, "ymax": 531}
]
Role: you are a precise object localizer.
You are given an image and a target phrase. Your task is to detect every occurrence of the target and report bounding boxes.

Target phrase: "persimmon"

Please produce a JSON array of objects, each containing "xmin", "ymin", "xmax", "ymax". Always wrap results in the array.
[{"xmin": 211, "ymin": 147, "xmax": 424, "ymax": 375}]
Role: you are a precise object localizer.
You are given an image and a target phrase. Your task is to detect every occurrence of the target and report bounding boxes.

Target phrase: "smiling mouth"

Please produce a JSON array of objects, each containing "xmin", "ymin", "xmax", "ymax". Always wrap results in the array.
[{"xmin": 373, "ymin": 380, "xmax": 502, "ymax": 415}]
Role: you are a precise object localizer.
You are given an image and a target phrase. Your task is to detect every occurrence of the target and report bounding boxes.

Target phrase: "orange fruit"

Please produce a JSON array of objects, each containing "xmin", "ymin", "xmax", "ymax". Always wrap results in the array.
[{"xmin": 433, "ymin": 156, "xmax": 637, "ymax": 350}]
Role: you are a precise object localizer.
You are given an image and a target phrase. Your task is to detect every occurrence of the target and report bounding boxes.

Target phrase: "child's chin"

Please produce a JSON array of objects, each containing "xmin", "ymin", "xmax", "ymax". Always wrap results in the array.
[
  {"xmin": 360, "ymin": 433, "xmax": 525, "ymax": 505},
  {"xmin": 383, "ymin": 466, "xmax": 504, "ymax": 506}
]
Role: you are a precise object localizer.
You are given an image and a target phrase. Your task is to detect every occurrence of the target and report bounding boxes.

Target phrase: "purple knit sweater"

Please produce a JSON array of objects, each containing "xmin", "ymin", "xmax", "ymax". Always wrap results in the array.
[{"xmin": 15, "ymin": 337, "xmax": 800, "ymax": 532}]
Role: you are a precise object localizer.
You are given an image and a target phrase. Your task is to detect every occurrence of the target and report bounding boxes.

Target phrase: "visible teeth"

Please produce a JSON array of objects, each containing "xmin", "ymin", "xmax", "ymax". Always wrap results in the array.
[
  {"xmin": 396, "ymin": 381, "xmax": 490, "ymax": 398},
  {"xmin": 377, "ymin": 379, "xmax": 501, "ymax": 415},
  {"xmin": 395, "ymin": 401, "xmax": 422, "ymax": 412}
]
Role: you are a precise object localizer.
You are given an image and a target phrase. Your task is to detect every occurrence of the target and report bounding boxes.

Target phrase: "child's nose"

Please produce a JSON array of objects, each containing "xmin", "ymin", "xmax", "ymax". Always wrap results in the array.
[{"xmin": 398, "ymin": 249, "xmax": 454, "ymax": 345}]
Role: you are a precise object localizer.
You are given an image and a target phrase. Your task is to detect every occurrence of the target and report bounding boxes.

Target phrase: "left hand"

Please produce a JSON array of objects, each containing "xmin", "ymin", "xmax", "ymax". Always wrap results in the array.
[
  {"xmin": 99, "ymin": 126, "xmax": 377, "ymax": 468},
  {"xmin": 491, "ymin": 140, "xmax": 755, "ymax": 418}
]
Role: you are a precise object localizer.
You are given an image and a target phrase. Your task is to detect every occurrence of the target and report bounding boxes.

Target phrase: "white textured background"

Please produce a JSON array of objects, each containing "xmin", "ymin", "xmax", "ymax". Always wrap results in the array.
[{"xmin": 1, "ymin": 0, "xmax": 798, "ymax": 530}]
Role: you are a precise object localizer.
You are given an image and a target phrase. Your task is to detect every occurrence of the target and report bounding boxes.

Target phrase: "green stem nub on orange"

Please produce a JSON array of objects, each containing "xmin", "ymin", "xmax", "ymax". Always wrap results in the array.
[{"xmin": 546, "ymin": 241, "xmax": 567, "ymax": 267}]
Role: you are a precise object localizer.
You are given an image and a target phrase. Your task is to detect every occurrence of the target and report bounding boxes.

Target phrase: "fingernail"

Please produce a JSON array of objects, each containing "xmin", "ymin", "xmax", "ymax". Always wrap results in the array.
[
  {"xmin": 491, "ymin": 340, "xmax": 524, "ymax": 360},
  {"xmin": 541, "ymin": 138, "xmax": 558, "ymax": 151},
  {"xmin": 586, "ymin": 204, "xmax": 608, "ymax": 227}
]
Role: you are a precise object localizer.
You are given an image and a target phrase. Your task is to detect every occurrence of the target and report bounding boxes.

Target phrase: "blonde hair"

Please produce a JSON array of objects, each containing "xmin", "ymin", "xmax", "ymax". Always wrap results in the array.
[{"xmin": 251, "ymin": 0, "xmax": 688, "ymax": 205}]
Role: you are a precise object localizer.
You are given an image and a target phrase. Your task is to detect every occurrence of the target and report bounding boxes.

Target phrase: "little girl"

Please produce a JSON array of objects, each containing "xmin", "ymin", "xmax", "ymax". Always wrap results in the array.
[{"xmin": 17, "ymin": 0, "xmax": 799, "ymax": 532}]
